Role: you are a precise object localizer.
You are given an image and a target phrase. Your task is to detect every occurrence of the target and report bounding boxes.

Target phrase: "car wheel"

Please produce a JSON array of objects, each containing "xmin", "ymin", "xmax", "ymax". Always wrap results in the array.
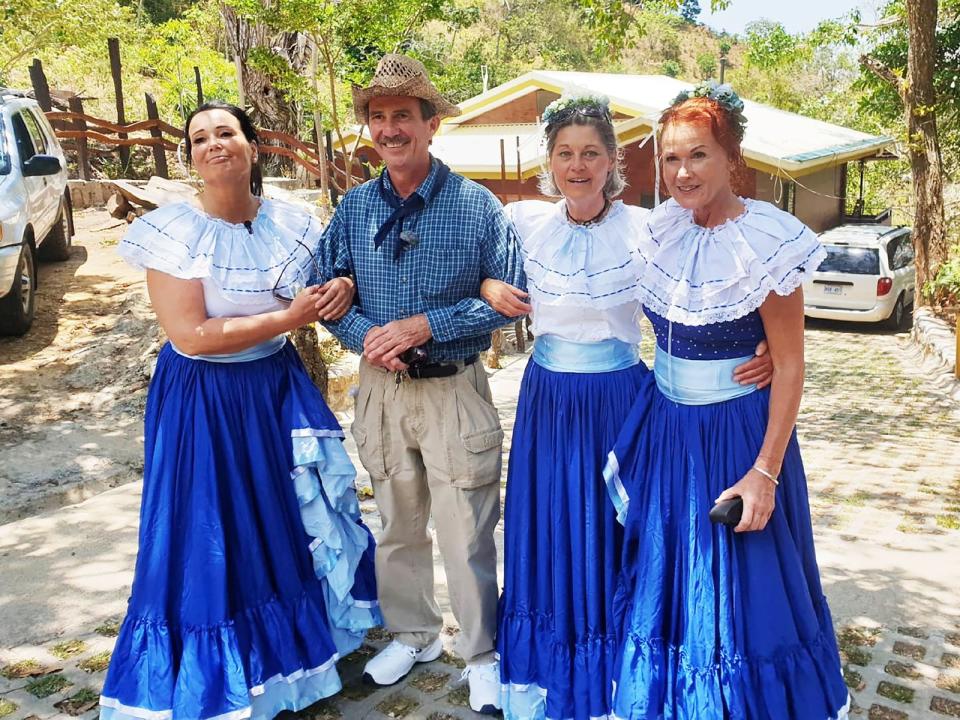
[
  {"xmin": 0, "ymin": 244, "xmax": 37, "ymax": 336},
  {"xmin": 885, "ymin": 294, "xmax": 906, "ymax": 331},
  {"xmin": 39, "ymin": 196, "xmax": 72, "ymax": 262}
]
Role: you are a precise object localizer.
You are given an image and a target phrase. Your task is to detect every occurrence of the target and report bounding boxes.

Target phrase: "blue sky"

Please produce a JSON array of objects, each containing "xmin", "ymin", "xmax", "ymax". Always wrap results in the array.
[{"xmin": 698, "ymin": 0, "xmax": 881, "ymax": 36}]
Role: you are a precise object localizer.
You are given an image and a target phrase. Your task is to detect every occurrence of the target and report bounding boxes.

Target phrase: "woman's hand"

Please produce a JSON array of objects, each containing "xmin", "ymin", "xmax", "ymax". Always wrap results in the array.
[
  {"xmin": 286, "ymin": 285, "xmax": 323, "ymax": 327},
  {"xmin": 714, "ymin": 467, "xmax": 777, "ymax": 533},
  {"xmin": 732, "ymin": 340, "xmax": 773, "ymax": 389},
  {"xmin": 481, "ymin": 279, "xmax": 532, "ymax": 318},
  {"xmin": 314, "ymin": 276, "xmax": 355, "ymax": 321}
]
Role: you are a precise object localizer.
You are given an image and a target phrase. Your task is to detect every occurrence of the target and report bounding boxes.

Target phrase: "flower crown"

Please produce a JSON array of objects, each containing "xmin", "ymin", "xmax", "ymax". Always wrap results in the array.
[
  {"xmin": 541, "ymin": 94, "xmax": 613, "ymax": 129},
  {"xmin": 669, "ymin": 80, "xmax": 747, "ymax": 141}
]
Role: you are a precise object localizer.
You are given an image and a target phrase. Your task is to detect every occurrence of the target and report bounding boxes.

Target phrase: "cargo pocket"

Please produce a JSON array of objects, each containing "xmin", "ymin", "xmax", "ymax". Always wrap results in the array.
[
  {"xmin": 350, "ymin": 381, "xmax": 388, "ymax": 482},
  {"xmin": 446, "ymin": 374, "xmax": 504, "ymax": 489}
]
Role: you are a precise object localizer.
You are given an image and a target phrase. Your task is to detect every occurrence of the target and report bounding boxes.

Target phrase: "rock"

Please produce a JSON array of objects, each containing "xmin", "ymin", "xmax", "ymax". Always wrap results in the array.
[{"xmin": 106, "ymin": 192, "xmax": 132, "ymax": 219}]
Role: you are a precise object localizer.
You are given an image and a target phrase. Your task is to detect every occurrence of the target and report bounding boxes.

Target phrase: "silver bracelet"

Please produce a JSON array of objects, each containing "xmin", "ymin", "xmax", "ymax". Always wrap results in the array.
[{"xmin": 752, "ymin": 464, "xmax": 780, "ymax": 486}]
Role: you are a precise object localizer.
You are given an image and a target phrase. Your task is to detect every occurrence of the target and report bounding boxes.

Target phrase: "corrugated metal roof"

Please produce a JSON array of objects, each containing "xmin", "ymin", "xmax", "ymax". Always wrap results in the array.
[{"xmin": 339, "ymin": 70, "xmax": 894, "ymax": 179}]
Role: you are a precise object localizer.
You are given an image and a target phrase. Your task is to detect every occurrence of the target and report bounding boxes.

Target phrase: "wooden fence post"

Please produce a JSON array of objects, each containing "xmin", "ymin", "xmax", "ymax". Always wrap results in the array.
[
  {"xmin": 515, "ymin": 135, "xmax": 522, "ymax": 201},
  {"xmin": 194, "ymin": 66, "xmax": 204, "ymax": 106},
  {"xmin": 68, "ymin": 97, "xmax": 91, "ymax": 181},
  {"xmin": 107, "ymin": 37, "xmax": 131, "ymax": 172},
  {"xmin": 145, "ymin": 93, "xmax": 169, "ymax": 179},
  {"xmin": 29, "ymin": 59, "xmax": 52, "ymax": 112},
  {"xmin": 324, "ymin": 129, "xmax": 338, "ymax": 205}
]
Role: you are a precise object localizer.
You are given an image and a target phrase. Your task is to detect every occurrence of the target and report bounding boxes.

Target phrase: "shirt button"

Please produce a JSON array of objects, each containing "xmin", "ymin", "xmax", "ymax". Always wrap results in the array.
[{"xmin": 400, "ymin": 277, "xmax": 407, "ymax": 283}]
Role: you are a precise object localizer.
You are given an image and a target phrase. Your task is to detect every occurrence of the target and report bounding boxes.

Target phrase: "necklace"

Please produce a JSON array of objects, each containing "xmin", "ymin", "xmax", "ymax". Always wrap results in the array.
[{"xmin": 566, "ymin": 198, "xmax": 610, "ymax": 227}]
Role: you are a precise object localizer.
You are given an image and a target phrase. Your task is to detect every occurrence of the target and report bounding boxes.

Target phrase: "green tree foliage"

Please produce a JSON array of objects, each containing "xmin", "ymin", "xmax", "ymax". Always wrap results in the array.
[
  {"xmin": 696, "ymin": 51, "xmax": 717, "ymax": 78},
  {"xmin": 743, "ymin": 19, "xmax": 802, "ymax": 70},
  {"xmin": 855, "ymin": 0, "xmax": 960, "ymax": 168},
  {"xmin": 0, "ymin": 0, "xmax": 136, "ymax": 83},
  {"xmin": 130, "ymin": 4, "xmax": 238, "ymax": 120},
  {"xmin": 661, "ymin": 59, "xmax": 682, "ymax": 77}
]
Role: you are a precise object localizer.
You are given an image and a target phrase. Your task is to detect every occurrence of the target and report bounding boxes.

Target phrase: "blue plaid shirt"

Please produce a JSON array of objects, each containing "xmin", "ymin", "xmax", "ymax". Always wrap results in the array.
[{"xmin": 317, "ymin": 159, "xmax": 526, "ymax": 361}]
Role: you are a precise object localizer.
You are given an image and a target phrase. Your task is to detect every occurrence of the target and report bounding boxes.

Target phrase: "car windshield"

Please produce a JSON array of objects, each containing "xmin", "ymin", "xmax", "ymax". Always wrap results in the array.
[
  {"xmin": 0, "ymin": 114, "xmax": 10, "ymax": 175},
  {"xmin": 817, "ymin": 245, "xmax": 880, "ymax": 275}
]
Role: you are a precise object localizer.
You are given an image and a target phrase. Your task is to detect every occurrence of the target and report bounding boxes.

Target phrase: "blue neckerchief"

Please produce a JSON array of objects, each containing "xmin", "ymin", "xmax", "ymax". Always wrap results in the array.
[{"xmin": 373, "ymin": 159, "xmax": 451, "ymax": 261}]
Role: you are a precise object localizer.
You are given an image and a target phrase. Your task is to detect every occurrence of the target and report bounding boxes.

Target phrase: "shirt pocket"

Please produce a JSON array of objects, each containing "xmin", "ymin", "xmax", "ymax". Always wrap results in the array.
[{"xmin": 422, "ymin": 240, "xmax": 475, "ymax": 301}]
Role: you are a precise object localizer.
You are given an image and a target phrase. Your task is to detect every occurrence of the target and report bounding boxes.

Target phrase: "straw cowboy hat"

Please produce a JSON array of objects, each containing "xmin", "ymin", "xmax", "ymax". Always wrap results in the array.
[{"xmin": 351, "ymin": 54, "xmax": 461, "ymax": 124}]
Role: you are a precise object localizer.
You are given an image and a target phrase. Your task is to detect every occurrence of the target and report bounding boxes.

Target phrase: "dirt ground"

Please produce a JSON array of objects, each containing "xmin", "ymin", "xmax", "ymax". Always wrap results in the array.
[{"xmin": 0, "ymin": 209, "xmax": 159, "ymax": 523}]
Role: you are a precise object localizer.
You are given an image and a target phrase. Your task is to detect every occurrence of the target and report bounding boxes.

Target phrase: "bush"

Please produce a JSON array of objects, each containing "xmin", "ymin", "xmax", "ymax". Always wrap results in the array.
[
  {"xmin": 661, "ymin": 59, "xmax": 681, "ymax": 78},
  {"xmin": 925, "ymin": 248, "xmax": 960, "ymax": 309},
  {"xmin": 696, "ymin": 52, "xmax": 717, "ymax": 79}
]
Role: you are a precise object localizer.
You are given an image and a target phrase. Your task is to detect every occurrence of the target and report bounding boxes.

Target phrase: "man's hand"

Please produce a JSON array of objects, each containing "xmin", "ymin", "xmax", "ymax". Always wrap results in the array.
[
  {"xmin": 363, "ymin": 315, "xmax": 432, "ymax": 368},
  {"xmin": 733, "ymin": 339, "xmax": 774, "ymax": 389},
  {"xmin": 314, "ymin": 276, "xmax": 355, "ymax": 321}
]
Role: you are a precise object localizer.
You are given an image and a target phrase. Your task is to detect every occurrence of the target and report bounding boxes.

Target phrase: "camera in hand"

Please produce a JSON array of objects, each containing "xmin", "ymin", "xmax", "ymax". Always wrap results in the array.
[{"xmin": 399, "ymin": 346, "xmax": 429, "ymax": 367}]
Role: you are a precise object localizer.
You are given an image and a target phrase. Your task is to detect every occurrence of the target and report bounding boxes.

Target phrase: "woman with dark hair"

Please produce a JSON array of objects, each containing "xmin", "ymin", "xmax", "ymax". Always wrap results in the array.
[
  {"xmin": 480, "ymin": 93, "xmax": 772, "ymax": 720},
  {"xmin": 605, "ymin": 82, "xmax": 848, "ymax": 719},
  {"xmin": 99, "ymin": 102, "xmax": 381, "ymax": 720}
]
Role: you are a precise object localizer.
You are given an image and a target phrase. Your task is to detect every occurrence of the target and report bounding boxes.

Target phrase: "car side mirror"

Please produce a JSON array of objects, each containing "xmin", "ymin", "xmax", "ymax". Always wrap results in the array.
[{"xmin": 23, "ymin": 155, "xmax": 62, "ymax": 177}]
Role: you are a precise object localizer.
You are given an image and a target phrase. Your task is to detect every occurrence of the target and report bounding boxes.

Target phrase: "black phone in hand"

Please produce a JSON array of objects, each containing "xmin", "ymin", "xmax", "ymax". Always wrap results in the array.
[{"xmin": 709, "ymin": 497, "xmax": 744, "ymax": 526}]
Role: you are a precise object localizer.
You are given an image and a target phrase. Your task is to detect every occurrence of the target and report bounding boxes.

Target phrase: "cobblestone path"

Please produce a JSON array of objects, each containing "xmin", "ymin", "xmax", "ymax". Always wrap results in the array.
[{"xmin": 2, "ymin": 319, "xmax": 959, "ymax": 720}]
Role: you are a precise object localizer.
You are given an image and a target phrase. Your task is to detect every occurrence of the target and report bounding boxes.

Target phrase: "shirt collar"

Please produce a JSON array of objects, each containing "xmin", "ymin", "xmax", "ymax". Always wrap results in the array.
[{"xmin": 381, "ymin": 155, "xmax": 443, "ymax": 206}]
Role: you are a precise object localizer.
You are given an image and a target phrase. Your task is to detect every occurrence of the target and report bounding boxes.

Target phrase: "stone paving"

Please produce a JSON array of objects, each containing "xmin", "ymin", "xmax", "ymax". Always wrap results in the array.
[{"xmin": 2, "ymin": 318, "xmax": 960, "ymax": 720}]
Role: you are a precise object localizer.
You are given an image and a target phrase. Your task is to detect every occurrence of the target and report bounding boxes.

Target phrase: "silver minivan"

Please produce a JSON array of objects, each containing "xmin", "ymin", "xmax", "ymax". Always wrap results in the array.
[
  {"xmin": 803, "ymin": 224, "xmax": 915, "ymax": 330},
  {"xmin": 0, "ymin": 89, "xmax": 72, "ymax": 336}
]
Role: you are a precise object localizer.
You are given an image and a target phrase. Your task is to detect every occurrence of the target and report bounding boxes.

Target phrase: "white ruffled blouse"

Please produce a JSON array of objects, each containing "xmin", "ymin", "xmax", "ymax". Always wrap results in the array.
[
  {"xmin": 118, "ymin": 199, "xmax": 323, "ymax": 318},
  {"xmin": 505, "ymin": 199, "xmax": 649, "ymax": 344},
  {"xmin": 634, "ymin": 197, "xmax": 826, "ymax": 326}
]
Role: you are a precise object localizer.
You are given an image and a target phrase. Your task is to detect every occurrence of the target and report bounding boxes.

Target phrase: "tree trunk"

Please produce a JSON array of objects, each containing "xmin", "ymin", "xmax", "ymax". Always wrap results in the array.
[
  {"xmin": 290, "ymin": 325, "xmax": 329, "ymax": 399},
  {"xmin": 904, "ymin": 0, "xmax": 947, "ymax": 297},
  {"xmin": 219, "ymin": 4, "xmax": 305, "ymax": 140},
  {"xmin": 862, "ymin": 0, "xmax": 947, "ymax": 300}
]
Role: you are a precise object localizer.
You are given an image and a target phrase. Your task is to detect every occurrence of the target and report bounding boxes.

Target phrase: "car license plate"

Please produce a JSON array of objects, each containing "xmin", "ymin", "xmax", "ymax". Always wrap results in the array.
[{"xmin": 823, "ymin": 284, "xmax": 844, "ymax": 295}]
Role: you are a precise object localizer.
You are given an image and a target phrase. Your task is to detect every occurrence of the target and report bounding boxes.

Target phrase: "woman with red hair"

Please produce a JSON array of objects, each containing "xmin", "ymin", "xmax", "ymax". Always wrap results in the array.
[{"xmin": 604, "ymin": 83, "xmax": 849, "ymax": 719}]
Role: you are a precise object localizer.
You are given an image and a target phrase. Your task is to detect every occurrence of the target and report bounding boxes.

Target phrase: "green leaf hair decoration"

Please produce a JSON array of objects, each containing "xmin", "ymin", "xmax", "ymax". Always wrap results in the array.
[
  {"xmin": 669, "ymin": 79, "xmax": 748, "ymax": 141},
  {"xmin": 541, "ymin": 93, "xmax": 613, "ymax": 129}
]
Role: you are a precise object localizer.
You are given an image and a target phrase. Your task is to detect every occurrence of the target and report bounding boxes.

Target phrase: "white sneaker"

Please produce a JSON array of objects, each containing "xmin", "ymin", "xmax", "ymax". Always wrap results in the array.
[
  {"xmin": 460, "ymin": 660, "xmax": 501, "ymax": 715},
  {"xmin": 362, "ymin": 636, "xmax": 443, "ymax": 685}
]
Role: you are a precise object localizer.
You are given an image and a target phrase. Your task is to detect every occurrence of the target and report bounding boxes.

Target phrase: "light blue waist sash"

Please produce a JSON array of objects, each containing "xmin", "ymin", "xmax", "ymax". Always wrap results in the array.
[
  {"xmin": 654, "ymin": 346, "xmax": 756, "ymax": 405},
  {"xmin": 171, "ymin": 335, "xmax": 287, "ymax": 363},
  {"xmin": 533, "ymin": 335, "xmax": 640, "ymax": 374}
]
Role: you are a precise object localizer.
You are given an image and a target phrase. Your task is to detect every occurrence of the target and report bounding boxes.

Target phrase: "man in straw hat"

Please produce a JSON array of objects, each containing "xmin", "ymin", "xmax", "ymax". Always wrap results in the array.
[{"xmin": 318, "ymin": 53, "xmax": 524, "ymax": 713}]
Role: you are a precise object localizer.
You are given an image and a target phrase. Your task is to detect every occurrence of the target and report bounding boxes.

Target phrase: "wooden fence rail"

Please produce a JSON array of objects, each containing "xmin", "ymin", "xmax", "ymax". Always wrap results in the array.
[
  {"xmin": 31, "ymin": 46, "xmax": 366, "ymax": 199},
  {"xmin": 45, "ymin": 101, "xmax": 365, "ymax": 190}
]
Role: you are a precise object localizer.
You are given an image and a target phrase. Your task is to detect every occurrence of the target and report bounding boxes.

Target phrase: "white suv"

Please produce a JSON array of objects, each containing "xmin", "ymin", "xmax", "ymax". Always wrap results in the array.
[
  {"xmin": 803, "ymin": 224, "xmax": 915, "ymax": 330},
  {"xmin": 0, "ymin": 89, "xmax": 72, "ymax": 336}
]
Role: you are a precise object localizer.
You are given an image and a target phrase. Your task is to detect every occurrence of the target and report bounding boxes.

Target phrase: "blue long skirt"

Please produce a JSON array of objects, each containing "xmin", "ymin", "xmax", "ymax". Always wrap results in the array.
[
  {"xmin": 605, "ymin": 386, "xmax": 849, "ymax": 720},
  {"xmin": 497, "ymin": 359, "xmax": 653, "ymax": 720},
  {"xmin": 100, "ymin": 342, "xmax": 380, "ymax": 720}
]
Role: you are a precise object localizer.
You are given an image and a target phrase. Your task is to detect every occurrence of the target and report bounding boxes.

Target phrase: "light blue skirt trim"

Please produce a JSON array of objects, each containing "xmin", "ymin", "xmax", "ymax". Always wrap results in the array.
[
  {"xmin": 603, "ymin": 450, "xmax": 629, "ymax": 526},
  {"xmin": 171, "ymin": 335, "xmax": 286, "ymax": 363},
  {"xmin": 291, "ymin": 434, "xmax": 382, "ymax": 657},
  {"xmin": 533, "ymin": 335, "xmax": 640, "ymax": 374},
  {"xmin": 100, "ymin": 657, "xmax": 343, "ymax": 720},
  {"xmin": 654, "ymin": 347, "xmax": 756, "ymax": 405}
]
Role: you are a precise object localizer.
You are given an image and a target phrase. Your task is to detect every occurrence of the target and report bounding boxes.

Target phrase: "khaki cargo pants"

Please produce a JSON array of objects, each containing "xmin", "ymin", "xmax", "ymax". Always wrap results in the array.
[{"xmin": 351, "ymin": 357, "xmax": 503, "ymax": 664}]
